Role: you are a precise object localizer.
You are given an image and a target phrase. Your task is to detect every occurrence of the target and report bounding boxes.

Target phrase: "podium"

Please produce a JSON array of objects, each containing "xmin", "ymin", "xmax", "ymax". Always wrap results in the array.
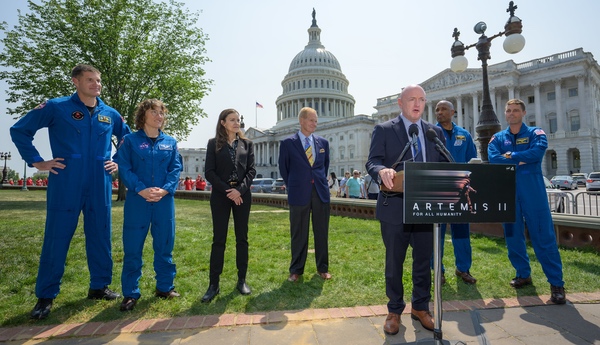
[{"xmin": 402, "ymin": 162, "xmax": 516, "ymax": 345}]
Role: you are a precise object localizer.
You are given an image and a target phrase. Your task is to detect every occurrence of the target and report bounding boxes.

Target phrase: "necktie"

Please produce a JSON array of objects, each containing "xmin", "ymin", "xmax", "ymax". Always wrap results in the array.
[
  {"xmin": 305, "ymin": 137, "xmax": 314, "ymax": 166},
  {"xmin": 414, "ymin": 137, "xmax": 423, "ymax": 162}
]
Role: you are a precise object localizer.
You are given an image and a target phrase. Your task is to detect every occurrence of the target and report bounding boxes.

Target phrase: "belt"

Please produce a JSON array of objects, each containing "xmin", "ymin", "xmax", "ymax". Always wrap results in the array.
[
  {"xmin": 228, "ymin": 181, "xmax": 239, "ymax": 187},
  {"xmin": 381, "ymin": 191, "xmax": 403, "ymax": 198}
]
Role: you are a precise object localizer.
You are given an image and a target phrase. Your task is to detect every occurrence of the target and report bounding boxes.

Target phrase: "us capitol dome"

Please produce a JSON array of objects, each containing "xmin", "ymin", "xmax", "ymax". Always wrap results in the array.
[
  {"xmin": 245, "ymin": 9, "xmax": 375, "ymax": 179},
  {"xmin": 274, "ymin": 8, "xmax": 355, "ymax": 128}
]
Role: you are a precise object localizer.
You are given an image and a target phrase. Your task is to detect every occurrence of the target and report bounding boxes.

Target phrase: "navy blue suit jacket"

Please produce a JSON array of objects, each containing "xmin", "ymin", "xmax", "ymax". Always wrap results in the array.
[
  {"xmin": 279, "ymin": 133, "xmax": 330, "ymax": 206},
  {"xmin": 366, "ymin": 116, "xmax": 447, "ymax": 225}
]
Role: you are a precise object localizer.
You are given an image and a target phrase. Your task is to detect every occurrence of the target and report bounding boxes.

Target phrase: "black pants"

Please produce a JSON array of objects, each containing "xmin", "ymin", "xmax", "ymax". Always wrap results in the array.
[
  {"xmin": 208, "ymin": 190, "xmax": 251, "ymax": 285},
  {"xmin": 289, "ymin": 186, "xmax": 330, "ymax": 274},
  {"xmin": 380, "ymin": 220, "xmax": 433, "ymax": 313}
]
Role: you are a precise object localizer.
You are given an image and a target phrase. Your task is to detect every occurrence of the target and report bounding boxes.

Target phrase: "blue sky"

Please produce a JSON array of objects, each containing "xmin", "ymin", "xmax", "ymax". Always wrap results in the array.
[{"xmin": 1, "ymin": 0, "xmax": 599, "ymax": 175}]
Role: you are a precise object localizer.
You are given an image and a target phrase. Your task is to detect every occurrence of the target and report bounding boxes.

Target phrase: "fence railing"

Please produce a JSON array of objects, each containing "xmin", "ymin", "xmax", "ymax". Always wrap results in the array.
[{"xmin": 546, "ymin": 190, "xmax": 600, "ymax": 217}]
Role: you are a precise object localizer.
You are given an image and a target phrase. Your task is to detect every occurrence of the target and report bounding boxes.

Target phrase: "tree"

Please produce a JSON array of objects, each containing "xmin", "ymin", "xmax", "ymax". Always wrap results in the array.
[{"xmin": 0, "ymin": 0, "xmax": 212, "ymax": 200}]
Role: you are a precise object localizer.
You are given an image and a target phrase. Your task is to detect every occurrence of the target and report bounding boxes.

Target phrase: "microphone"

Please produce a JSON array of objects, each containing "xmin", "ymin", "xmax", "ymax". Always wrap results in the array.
[
  {"xmin": 391, "ymin": 124, "xmax": 419, "ymax": 169},
  {"xmin": 426, "ymin": 128, "xmax": 455, "ymax": 162},
  {"xmin": 409, "ymin": 123, "xmax": 419, "ymax": 158}
]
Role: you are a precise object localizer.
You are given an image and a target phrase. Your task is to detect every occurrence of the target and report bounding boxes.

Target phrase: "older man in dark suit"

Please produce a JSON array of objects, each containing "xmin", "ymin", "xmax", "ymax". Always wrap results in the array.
[
  {"xmin": 279, "ymin": 107, "xmax": 331, "ymax": 282},
  {"xmin": 366, "ymin": 85, "xmax": 448, "ymax": 335}
]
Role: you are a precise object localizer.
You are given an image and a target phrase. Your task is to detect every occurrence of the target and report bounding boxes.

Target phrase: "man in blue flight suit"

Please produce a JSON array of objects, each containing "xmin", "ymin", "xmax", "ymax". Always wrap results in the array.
[
  {"xmin": 488, "ymin": 99, "xmax": 566, "ymax": 304},
  {"xmin": 433, "ymin": 100, "xmax": 478, "ymax": 285},
  {"xmin": 10, "ymin": 64, "xmax": 131, "ymax": 319}
]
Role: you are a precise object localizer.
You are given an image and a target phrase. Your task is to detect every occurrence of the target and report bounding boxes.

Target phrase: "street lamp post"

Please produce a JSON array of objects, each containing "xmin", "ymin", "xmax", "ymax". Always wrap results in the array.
[
  {"xmin": 450, "ymin": 1, "xmax": 525, "ymax": 162},
  {"xmin": 21, "ymin": 160, "xmax": 28, "ymax": 192},
  {"xmin": 1, "ymin": 151, "xmax": 11, "ymax": 185}
]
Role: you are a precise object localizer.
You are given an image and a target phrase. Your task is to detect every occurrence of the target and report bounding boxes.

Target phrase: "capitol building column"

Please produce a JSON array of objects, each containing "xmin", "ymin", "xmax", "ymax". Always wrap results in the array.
[
  {"xmin": 554, "ymin": 79, "xmax": 565, "ymax": 134},
  {"xmin": 577, "ymin": 75, "xmax": 589, "ymax": 132},
  {"xmin": 533, "ymin": 83, "xmax": 543, "ymax": 128},
  {"xmin": 426, "ymin": 102, "xmax": 434, "ymax": 123},
  {"xmin": 456, "ymin": 96, "xmax": 464, "ymax": 128}
]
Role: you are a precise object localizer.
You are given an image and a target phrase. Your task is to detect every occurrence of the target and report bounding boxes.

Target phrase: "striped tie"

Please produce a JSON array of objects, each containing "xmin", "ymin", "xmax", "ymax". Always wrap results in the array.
[
  {"xmin": 414, "ymin": 137, "xmax": 423, "ymax": 162},
  {"xmin": 305, "ymin": 137, "xmax": 314, "ymax": 166}
]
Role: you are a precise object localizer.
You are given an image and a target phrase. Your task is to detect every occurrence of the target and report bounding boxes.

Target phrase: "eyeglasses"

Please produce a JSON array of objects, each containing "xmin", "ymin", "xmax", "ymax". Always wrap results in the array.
[{"xmin": 150, "ymin": 109, "xmax": 165, "ymax": 116}]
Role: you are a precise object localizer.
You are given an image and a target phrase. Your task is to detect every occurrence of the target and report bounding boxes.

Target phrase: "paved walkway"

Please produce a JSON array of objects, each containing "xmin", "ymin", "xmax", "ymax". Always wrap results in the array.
[{"xmin": 1, "ymin": 292, "xmax": 599, "ymax": 344}]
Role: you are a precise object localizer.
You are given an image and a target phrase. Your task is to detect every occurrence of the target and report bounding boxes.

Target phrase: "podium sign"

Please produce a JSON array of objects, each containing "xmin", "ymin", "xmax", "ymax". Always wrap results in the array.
[{"xmin": 403, "ymin": 162, "xmax": 516, "ymax": 224}]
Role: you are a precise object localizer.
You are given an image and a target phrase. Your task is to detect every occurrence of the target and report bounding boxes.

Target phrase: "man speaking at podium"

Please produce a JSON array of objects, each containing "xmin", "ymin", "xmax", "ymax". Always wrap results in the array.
[{"xmin": 366, "ymin": 85, "xmax": 448, "ymax": 335}]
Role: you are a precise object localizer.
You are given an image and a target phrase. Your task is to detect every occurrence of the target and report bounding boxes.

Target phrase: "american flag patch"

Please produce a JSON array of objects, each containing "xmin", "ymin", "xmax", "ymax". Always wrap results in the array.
[{"xmin": 534, "ymin": 129, "xmax": 546, "ymax": 135}]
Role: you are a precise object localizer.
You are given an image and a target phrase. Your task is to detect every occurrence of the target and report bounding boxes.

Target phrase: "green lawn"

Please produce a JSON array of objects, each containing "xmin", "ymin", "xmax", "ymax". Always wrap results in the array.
[{"xmin": 0, "ymin": 189, "xmax": 598, "ymax": 327}]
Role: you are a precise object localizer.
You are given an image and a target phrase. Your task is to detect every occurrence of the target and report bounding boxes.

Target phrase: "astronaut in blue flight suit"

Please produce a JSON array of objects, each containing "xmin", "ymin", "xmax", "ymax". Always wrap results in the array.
[
  {"xmin": 432, "ymin": 100, "xmax": 478, "ymax": 285},
  {"xmin": 10, "ymin": 64, "xmax": 130, "ymax": 320},
  {"xmin": 488, "ymin": 99, "xmax": 566, "ymax": 304},
  {"xmin": 117, "ymin": 99, "xmax": 182, "ymax": 312}
]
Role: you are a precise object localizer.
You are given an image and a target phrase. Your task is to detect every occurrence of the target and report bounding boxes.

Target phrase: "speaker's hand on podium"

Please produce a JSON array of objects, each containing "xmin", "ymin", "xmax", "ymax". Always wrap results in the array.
[{"xmin": 379, "ymin": 168, "xmax": 396, "ymax": 190}]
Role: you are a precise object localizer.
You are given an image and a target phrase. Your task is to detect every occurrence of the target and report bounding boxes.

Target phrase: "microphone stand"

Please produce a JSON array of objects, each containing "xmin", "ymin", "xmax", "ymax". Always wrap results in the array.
[
  {"xmin": 392, "ymin": 140, "xmax": 413, "ymax": 169},
  {"xmin": 435, "ymin": 144, "xmax": 455, "ymax": 163},
  {"xmin": 405, "ymin": 223, "xmax": 465, "ymax": 345}
]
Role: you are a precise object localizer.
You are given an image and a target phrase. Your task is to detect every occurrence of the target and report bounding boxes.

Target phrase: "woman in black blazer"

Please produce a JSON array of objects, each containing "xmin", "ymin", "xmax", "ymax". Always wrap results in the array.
[{"xmin": 201, "ymin": 108, "xmax": 256, "ymax": 303}]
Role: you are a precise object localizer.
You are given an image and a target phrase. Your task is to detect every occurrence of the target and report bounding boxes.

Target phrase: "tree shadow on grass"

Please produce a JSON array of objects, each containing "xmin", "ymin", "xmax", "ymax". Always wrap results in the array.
[
  {"xmin": 178, "ymin": 273, "xmax": 325, "ymax": 331},
  {"xmin": 0, "ymin": 200, "xmax": 47, "ymax": 211}
]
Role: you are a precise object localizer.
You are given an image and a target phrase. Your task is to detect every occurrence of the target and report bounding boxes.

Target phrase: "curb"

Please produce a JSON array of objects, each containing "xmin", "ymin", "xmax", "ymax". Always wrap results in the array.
[{"xmin": 1, "ymin": 291, "xmax": 599, "ymax": 342}]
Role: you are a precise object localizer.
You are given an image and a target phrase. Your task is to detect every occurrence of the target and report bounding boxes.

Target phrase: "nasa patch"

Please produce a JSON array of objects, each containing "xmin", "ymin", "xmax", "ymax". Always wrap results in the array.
[
  {"xmin": 139, "ymin": 142, "xmax": 150, "ymax": 150},
  {"xmin": 72, "ymin": 111, "xmax": 84, "ymax": 120}
]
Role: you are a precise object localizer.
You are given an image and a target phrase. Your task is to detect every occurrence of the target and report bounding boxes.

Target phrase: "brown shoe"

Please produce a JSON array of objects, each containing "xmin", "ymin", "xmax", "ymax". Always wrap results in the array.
[
  {"xmin": 510, "ymin": 276, "xmax": 532, "ymax": 288},
  {"xmin": 288, "ymin": 273, "xmax": 301, "ymax": 282},
  {"xmin": 455, "ymin": 269, "xmax": 477, "ymax": 284},
  {"xmin": 318, "ymin": 272, "xmax": 332, "ymax": 280},
  {"xmin": 155, "ymin": 289, "xmax": 181, "ymax": 299},
  {"xmin": 383, "ymin": 312, "xmax": 400, "ymax": 335},
  {"xmin": 411, "ymin": 308, "xmax": 434, "ymax": 331}
]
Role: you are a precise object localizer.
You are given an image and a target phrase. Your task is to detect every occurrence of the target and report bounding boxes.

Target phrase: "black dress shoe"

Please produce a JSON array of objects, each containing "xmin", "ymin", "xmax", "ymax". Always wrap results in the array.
[
  {"xmin": 119, "ymin": 297, "xmax": 137, "ymax": 311},
  {"xmin": 237, "ymin": 280, "xmax": 251, "ymax": 295},
  {"xmin": 88, "ymin": 286, "xmax": 120, "ymax": 300},
  {"xmin": 510, "ymin": 276, "xmax": 532, "ymax": 289},
  {"xmin": 30, "ymin": 298, "xmax": 53, "ymax": 320},
  {"xmin": 551, "ymin": 285, "xmax": 566, "ymax": 304},
  {"xmin": 155, "ymin": 289, "xmax": 181, "ymax": 299},
  {"xmin": 201, "ymin": 284, "xmax": 219, "ymax": 303}
]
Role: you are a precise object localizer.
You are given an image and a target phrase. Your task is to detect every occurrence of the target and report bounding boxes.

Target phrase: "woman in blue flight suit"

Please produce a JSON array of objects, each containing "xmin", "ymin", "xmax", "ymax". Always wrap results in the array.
[{"xmin": 117, "ymin": 99, "xmax": 182, "ymax": 311}]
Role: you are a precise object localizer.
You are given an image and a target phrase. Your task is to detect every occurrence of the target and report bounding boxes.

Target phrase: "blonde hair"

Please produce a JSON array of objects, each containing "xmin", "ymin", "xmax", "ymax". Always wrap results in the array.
[{"xmin": 298, "ymin": 107, "xmax": 317, "ymax": 120}]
